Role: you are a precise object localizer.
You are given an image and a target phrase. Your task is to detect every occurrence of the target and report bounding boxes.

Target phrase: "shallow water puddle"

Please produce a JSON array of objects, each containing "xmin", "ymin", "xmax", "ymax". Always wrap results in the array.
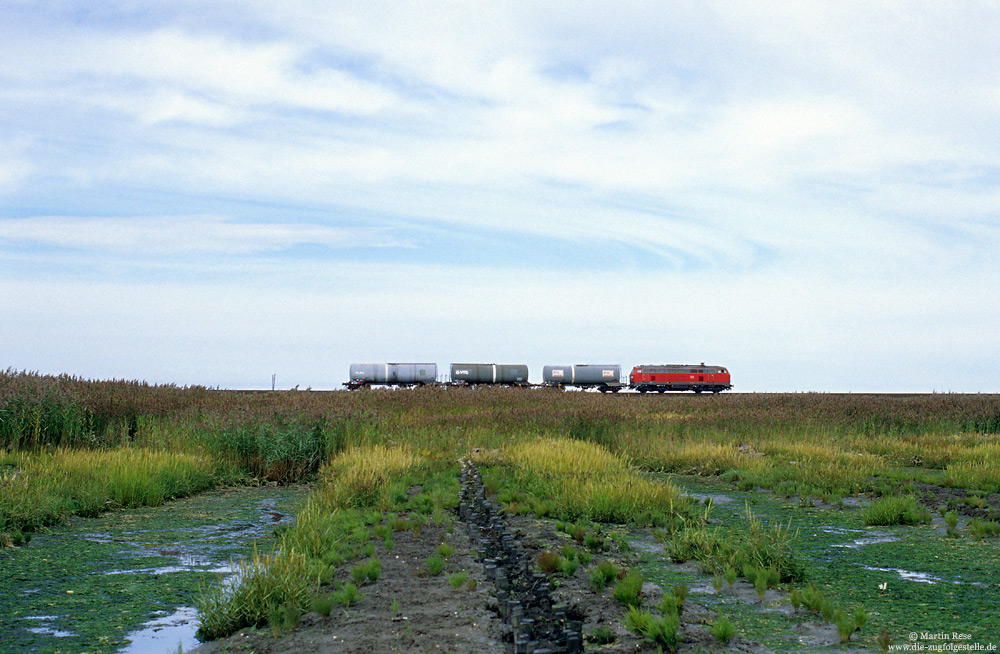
[
  {"xmin": 824, "ymin": 526, "xmax": 900, "ymax": 549},
  {"xmin": 0, "ymin": 485, "xmax": 307, "ymax": 654},
  {"xmin": 23, "ymin": 615, "xmax": 75, "ymax": 638},
  {"xmin": 859, "ymin": 564, "xmax": 992, "ymax": 587},
  {"xmin": 121, "ymin": 606, "xmax": 200, "ymax": 653},
  {"xmin": 683, "ymin": 490, "xmax": 734, "ymax": 505}
]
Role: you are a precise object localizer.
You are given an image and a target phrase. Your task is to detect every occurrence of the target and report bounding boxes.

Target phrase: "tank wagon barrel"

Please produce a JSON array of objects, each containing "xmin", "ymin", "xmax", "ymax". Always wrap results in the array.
[
  {"xmin": 346, "ymin": 363, "xmax": 438, "ymax": 389},
  {"xmin": 542, "ymin": 364, "xmax": 623, "ymax": 393},
  {"xmin": 449, "ymin": 363, "xmax": 529, "ymax": 386}
]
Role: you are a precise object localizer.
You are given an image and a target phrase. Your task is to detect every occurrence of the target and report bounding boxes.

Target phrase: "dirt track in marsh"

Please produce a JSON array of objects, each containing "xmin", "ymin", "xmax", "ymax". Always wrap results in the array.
[{"xmin": 188, "ymin": 512, "xmax": 781, "ymax": 654}]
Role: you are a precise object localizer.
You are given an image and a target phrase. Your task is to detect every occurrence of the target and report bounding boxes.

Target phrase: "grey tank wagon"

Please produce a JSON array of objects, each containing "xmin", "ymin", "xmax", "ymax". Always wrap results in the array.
[
  {"xmin": 449, "ymin": 363, "xmax": 530, "ymax": 386},
  {"xmin": 346, "ymin": 363, "xmax": 438, "ymax": 389},
  {"xmin": 542, "ymin": 364, "xmax": 623, "ymax": 393}
]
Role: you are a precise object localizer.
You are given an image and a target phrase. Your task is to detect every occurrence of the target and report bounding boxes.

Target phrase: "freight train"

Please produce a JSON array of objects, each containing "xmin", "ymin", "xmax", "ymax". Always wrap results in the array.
[{"xmin": 345, "ymin": 362, "xmax": 731, "ymax": 393}]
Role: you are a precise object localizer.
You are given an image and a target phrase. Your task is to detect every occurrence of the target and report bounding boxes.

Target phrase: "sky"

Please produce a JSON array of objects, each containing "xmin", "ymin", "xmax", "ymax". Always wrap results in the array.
[{"xmin": 2, "ymin": 1, "xmax": 999, "ymax": 392}]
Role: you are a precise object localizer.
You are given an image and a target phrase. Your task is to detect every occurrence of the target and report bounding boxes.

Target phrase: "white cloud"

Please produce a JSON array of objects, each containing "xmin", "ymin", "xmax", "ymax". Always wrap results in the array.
[
  {"xmin": 103, "ymin": 89, "xmax": 242, "ymax": 128},
  {"xmin": 0, "ymin": 215, "xmax": 404, "ymax": 255},
  {"xmin": 0, "ymin": 137, "xmax": 35, "ymax": 190},
  {"xmin": 1, "ymin": 25, "xmax": 397, "ymax": 125}
]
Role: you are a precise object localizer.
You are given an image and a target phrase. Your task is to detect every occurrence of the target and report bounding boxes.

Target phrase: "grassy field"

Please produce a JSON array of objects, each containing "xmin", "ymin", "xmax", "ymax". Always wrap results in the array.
[{"xmin": 2, "ymin": 370, "xmax": 999, "ymax": 650}]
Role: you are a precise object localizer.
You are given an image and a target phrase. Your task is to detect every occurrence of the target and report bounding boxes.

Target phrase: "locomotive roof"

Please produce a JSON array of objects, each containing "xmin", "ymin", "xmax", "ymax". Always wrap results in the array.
[{"xmin": 634, "ymin": 364, "xmax": 727, "ymax": 370}]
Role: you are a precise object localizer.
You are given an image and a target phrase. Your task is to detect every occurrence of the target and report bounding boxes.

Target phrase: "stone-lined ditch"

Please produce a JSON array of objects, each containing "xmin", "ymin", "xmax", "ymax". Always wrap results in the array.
[{"xmin": 459, "ymin": 459, "xmax": 584, "ymax": 653}]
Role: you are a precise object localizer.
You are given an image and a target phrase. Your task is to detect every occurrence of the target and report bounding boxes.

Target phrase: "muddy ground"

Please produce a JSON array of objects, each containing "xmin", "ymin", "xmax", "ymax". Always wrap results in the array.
[{"xmin": 187, "ymin": 508, "xmax": 851, "ymax": 654}]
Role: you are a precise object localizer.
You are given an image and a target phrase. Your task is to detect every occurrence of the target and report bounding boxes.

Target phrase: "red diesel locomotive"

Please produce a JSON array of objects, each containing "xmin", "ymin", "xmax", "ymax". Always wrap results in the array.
[{"xmin": 629, "ymin": 364, "xmax": 732, "ymax": 394}]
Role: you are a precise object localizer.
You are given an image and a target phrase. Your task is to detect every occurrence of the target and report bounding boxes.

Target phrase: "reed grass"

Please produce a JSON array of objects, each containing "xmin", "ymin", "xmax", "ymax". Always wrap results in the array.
[
  {"xmin": 196, "ymin": 444, "xmax": 443, "ymax": 640},
  {"xmin": 861, "ymin": 495, "xmax": 931, "ymax": 526},
  {"xmin": 195, "ymin": 546, "xmax": 312, "ymax": 641},
  {"xmin": 207, "ymin": 419, "xmax": 326, "ymax": 483},
  {"xmin": 666, "ymin": 504, "xmax": 805, "ymax": 583},
  {"xmin": 0, "ymin": 447, "xmax": 216, "ymax": 539},
  {"xmin": 5, "ymin": 371, "xmax": 998, "ymax": 500},
  {"xmin": 312, "ymin": 444, "xmax": 421, "ymax": 511},
  {"xmin": 488, "ymin": 438, "xmax": 693, "ymax": 524}
]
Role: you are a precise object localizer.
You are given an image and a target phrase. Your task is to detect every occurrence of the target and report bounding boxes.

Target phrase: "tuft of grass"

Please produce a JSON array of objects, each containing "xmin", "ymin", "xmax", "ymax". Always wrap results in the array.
[
  {"xmin": 725, "ymin": 564, "xmax": 737, "ymax": 589},
  {"xmin": 800, "ymin": 582, "xmax": 824, "ymax": 614},
  {"xmin": 332, "ymin": 582, "xmax": 363, "ymax": 607},
  {"xmin": 311, "ymin": 593, "xmax": 335, "ymax": 617},
  {"xmin": 196, "ymin": 548, "xmax": 311, "ymax": 641},
  {"xmin": 854, "ymin": 605, "xmax": 868, "ymax": 631},
  {"xmin": 789, "ymin": 586, "xmax": 802, "ymax": 613},
  {"xmin": 613, "ymin": 569, "xmax": 644, "ymax": 608},
  {"xmin": 708, "ymin": 614, "xmax": 737, "ymax": 644},
  {"xmin": 754, "ymin": 572, "xmax": 767, "ymax": 603},
  {"xmin": 425, "ymin": 554, "xmax": 445, "ymax": 575},
  {"xmin": 944, "ymin": 510, "xmax": 960, "ymax": 537},
  {"xmin": 861, "ymin": 495, "xmax": 931, "ymax": 526},
  {"xmin": 590, "ymin": 625, "xmax": 616, "ymax": 645},
  {"xmin": 351, "ymin": 558, "xmax": 381, "ymax": 585},
  {"xmin": 968, "ymin": 517, "xmax": 1000, "ymax": 538},
  {"xmin": 267, "ymin": 603, "xmax": 301, "ymax": 636},
  {"xmin": 877, "ymin": 628, "xmax": 893, "ymax": 653},
  {"xmin": 558, "ymin": 556, "xmax": 579, "ymax": 577},
  {"xmin": 624, "ymin": 605, "xmax": 679, "ymax": 650},
  {"xmin": 447, "ymin": 570, "xmax": 469, "ymax": 590},
  {"xmin": 537, "ymin": 550, "xmax": 562, "ymax": 574},
  {"xmin": 834, "ymin": 609, "xmax": 855, "ymax": 642}
]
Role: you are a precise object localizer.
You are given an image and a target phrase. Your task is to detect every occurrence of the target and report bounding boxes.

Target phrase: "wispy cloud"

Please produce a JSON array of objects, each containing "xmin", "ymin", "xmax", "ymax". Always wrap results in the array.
[{"xmin": 0, "ymin": 215, "xmax": 406, "ymax": 256}]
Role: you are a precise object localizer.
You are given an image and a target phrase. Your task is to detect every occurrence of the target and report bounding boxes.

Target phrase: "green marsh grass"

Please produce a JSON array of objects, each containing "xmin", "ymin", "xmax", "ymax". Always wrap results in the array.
[
  {"xmin": 313, "ymin": 444, "xmax": 421, "ymax": 511},
  {"xmin": 425, "ymin": 554, "xmax": 446, "ymax": 575},
  {"xmin": 624, "ymin": 605, "xmax": 680, "ymax": 651},
  {"xmin": 861, "ymin": 495, "xmax": 931, "ymax": 526},
  {"xmin": 196, "ymin": 547, "xmax": 312, "ymax": 641},
  {"xmin": 447, "ymin": 570, "xmax": 469, "ymax": 590},
  {"xmin": 196, "ymin": 443, "xmax": 451, "ymax": 640},
  {"xmin": 6, "ymin": 374, "xmax": 1000, "ymax": 646},
  {"xmin": 487, "ymin": 438, "xmax": 693, "ymax": 524},
  {"xmin": 614, "ymin": 569, "xmax": 644, "ymax": 607},
  {"xmin": 0, "ymin": 447, "xmax": 215, "ymax": 539},
  {"xmin": 708, "ymin": 614, "xmax": 737, "ymax": 643},
  {"xmin": 208, "ymin": 419, "xmax": 326, "ymax": 483},
  {"xmin": 664, "ymin": 502, "xmax": 804, "ymax": 583},
  {"xmin": 332, "ymin": 582, "xmax": 363, "ymax": 607}
]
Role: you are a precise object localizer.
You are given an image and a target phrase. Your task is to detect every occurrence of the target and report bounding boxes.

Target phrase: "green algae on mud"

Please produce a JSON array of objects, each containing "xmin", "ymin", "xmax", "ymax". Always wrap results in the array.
[
  {"xmin": 0, "ymin": 485, "xmax": 308, "ymax": 654},
  {"xmin": 633, "ymin": 475, "xmax": 1000, "ymax": 652}
]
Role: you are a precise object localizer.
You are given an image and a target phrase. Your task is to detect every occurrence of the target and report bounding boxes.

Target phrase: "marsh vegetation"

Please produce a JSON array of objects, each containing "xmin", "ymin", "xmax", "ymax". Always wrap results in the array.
[{"xmin": 2, "ymin": 369, "xmax": 999, "ymax": 652}]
